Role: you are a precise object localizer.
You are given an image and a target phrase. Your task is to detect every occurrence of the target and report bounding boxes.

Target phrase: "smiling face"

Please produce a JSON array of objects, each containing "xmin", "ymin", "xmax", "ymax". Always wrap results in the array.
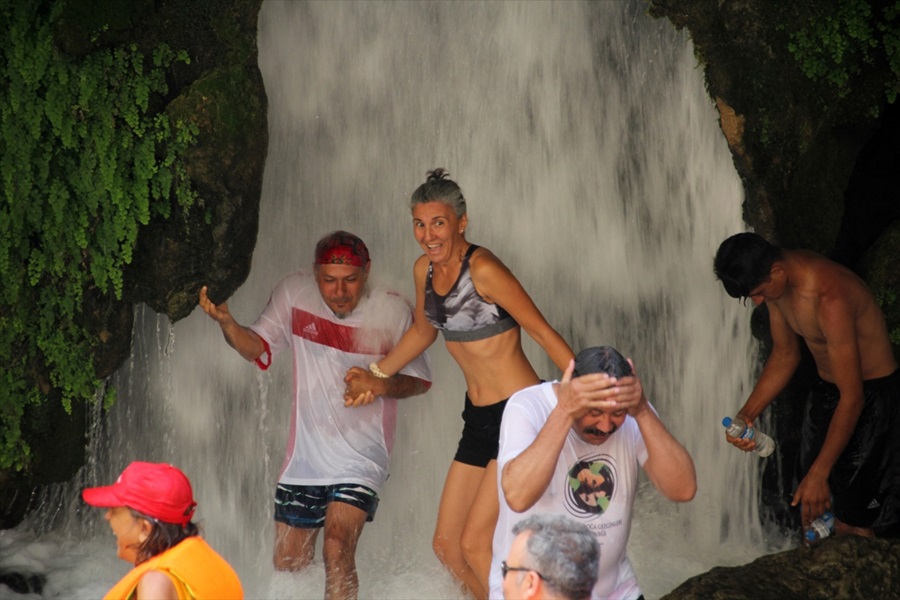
[
  {"xmin": 573, "ymin": 407, "xmax": 628, "ymax": 445},
  {"xmin": 412, "ymin": 201, "xmax": 468, "ymax": 265},
  {"xmin": 105, "ymin": 506, "xmax": 151, "ymax": 564},
  {"xmin": 315, "ymin": 262, "xmax": 369, "ymax": 318}
]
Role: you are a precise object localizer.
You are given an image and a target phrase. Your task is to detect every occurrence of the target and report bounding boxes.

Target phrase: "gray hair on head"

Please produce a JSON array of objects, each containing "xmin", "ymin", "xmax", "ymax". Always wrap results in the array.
[
  {"xmin": 512, "ymin": 514, "xmax": 599, "ymax": 600},
  {"xmin": 409, "ymin": 168, "xmax": 467, "ymax": 218},
  {"xmin": 573, "ymin": 346, "xmax": 632, "ymax": 378}
]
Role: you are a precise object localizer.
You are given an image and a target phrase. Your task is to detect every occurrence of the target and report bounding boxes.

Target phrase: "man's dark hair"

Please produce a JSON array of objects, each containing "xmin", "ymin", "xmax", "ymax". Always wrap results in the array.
[
  {"xmin": 573, "ymin": 346, "xmax": 632, "ymax": 378},
  {"xmin": 713, "ymin": 232, "xmax": 781, "ymax": 299}
]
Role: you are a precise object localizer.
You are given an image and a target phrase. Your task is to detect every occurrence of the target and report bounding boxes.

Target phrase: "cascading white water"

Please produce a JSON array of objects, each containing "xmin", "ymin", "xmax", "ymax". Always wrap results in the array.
[{"xmin": 7, "ymin": 1, "xmax": 795, "ymax": 598}]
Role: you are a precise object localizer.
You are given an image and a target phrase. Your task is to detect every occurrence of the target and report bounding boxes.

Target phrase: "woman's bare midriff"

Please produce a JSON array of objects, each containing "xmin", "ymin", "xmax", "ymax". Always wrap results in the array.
[{"xmin": 445, "ymin": 327, "xmax": 542, "ymax": 406}]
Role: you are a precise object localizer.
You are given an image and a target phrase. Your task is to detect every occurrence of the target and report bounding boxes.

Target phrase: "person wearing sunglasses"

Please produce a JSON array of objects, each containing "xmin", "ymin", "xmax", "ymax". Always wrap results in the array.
[{"xmin": 501, "ymin": 513, "xmax": 598, "ymax": 600}]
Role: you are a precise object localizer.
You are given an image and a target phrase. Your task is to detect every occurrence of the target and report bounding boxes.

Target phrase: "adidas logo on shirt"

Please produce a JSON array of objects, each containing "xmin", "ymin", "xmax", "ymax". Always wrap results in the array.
[
  {"xmin": 303, "ymin": 322, "xmax": 319, "ymax": 338},
  {"xmin": 867, "ymin": 498, "xmax": 881, "ymax": 510}
]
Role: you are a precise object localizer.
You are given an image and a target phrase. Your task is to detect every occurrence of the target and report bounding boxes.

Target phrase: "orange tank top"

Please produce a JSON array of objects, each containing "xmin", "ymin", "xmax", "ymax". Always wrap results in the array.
[{"xmin": 103, "ymin": 536, "xmax": 243, "ymax": 600}]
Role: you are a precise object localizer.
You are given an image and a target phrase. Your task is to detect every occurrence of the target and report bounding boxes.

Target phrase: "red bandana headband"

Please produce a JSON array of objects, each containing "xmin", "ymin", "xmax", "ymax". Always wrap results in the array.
[{"xmin": 314, "ymin": 231, "xmax": 370, "ymax": 267}]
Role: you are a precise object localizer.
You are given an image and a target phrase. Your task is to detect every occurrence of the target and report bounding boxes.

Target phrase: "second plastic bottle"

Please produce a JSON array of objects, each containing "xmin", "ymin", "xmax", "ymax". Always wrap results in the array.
[{"xmin": 804, "ymin": 511, "xmax": 835, "ymax": 543}]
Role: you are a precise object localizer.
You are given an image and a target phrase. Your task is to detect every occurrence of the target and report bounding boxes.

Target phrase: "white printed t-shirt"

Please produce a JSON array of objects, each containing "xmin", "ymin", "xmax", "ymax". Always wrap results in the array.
[
  {"xmin": 490, "ymin": 381, "xmax": 648, "ymax": 600},
  {"xmin": 249, "ymin": 271, "xmax": 431, "ymax": 492}
]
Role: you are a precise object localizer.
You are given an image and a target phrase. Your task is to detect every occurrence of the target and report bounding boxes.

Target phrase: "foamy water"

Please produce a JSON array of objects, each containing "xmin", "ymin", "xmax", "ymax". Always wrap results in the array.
[{"xmin": 2, "ymin": 1, "xmax": 794, "ymax": 598}]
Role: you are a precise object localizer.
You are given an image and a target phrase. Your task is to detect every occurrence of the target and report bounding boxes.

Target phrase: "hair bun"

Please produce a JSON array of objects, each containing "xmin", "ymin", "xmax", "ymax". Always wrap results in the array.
[{"xmin": 426, "ymin": 168, "xmax": 450, "ymax": 182}]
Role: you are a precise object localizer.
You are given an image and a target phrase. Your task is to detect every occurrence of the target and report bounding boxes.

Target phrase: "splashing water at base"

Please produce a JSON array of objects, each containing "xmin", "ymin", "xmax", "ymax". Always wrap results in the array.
[{"xmin": 4, "ymin": 1, "xmax": 794, "ymax": 598}]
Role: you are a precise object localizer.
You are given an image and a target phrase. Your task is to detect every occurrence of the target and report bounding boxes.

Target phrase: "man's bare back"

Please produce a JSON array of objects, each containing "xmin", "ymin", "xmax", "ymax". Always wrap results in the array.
[{"xmin": 766, "ymin": 250, "xmax": 897, "ymax": 382}]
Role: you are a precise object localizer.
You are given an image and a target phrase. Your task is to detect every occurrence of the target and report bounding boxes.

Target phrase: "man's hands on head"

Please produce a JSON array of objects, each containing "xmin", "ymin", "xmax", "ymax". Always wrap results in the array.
[{"xmin": 555, "ymin": 358, "xmax": 647, "ymax": 420}]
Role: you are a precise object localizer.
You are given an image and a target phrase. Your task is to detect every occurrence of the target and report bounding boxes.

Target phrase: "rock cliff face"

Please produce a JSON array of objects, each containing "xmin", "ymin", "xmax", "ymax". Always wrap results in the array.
[
  {"xmin": 663, "ymin": 535, "xmax": 900, "ymax": 599},
  {"xmin": 648, "ymin": 1, "xmax": 899, "ymax": 258},
  {"xmin": 0, "ymin": 0, "xmax": 266, "ymax": 528},
  {"xmin": 649, "ymin": 0, "xmax": 900, "ymax": 526},
  {"xmin": 647, "ymin": 0, "xmax": 900, "ymax": 593}
]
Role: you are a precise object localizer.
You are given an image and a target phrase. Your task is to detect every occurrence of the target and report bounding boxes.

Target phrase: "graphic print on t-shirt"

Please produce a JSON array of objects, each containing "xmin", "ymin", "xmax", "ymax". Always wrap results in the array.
[{"xmin": 565, "ymin": 454, "xmax": 617, "ymax": 516}]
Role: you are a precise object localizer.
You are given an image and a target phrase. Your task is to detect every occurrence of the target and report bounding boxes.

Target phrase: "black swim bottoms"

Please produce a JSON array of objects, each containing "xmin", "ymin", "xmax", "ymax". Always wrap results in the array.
[
  {"xmin": 801, "ymin": 369, "xmax": 900, "ymax": 536},
  {"xmin": 453, "ymin": 394, "xmax": 508, "ymax": 468}
]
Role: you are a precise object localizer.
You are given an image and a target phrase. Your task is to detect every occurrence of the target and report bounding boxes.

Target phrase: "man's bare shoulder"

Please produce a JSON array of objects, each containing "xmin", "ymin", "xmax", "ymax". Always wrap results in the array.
[
  {"xmin": 790, "ymin": 250, "xmax": 869, "ymax": 302},
  {"xmin": 783, "ymin": 250, "xmax": 896, "ymax": 378}
]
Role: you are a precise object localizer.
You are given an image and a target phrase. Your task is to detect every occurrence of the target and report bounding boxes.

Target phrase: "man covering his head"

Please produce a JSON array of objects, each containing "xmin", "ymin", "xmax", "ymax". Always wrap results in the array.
[{"xmin": 491, "ymin": 346, "xmax": 696, "ymax": 599}]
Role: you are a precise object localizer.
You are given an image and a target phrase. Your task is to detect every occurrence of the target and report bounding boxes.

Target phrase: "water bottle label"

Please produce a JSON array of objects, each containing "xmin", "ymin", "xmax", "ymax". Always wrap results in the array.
[{"xmin": 804, "ymin": 511, "xmax": 835, "ymax": 542}]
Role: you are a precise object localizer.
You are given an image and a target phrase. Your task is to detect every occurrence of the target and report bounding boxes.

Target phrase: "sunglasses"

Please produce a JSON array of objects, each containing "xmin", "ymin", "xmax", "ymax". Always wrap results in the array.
[{"xmin": 501, "ymin": 560, "xmax": 547, "ymax": 581}]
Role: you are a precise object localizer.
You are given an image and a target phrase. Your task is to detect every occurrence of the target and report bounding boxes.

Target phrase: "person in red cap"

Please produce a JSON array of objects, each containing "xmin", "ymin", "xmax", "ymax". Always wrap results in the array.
[
  {"xmin": 198, "ymin": 230, "xmax": 432, "ymax": 599},
  {"xmin": 82, "ymin": 461, "xmax": 243, "ymax": 599}
]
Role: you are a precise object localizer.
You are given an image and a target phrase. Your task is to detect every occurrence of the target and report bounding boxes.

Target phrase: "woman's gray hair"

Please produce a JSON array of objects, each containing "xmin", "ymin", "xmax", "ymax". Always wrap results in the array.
[
  {"xmin": 409, "ymin": 168, "xmax": 467, "ymax": 218},
  {"xmin": 512, "ymin": 513, "xmax": 599, "ymax": 600}
]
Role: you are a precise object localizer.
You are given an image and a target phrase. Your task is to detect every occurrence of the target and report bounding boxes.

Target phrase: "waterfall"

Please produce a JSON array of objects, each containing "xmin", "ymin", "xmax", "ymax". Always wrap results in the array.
[{"xmin": 15, "ymin": 1, "xmax": 793, "ymax": 598}]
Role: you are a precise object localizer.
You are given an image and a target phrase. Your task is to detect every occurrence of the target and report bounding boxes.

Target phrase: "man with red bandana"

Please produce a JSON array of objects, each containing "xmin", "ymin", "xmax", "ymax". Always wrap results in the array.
[{"xmin": 199, "ymin": 231, "xmax": 431, "ymax": 600}]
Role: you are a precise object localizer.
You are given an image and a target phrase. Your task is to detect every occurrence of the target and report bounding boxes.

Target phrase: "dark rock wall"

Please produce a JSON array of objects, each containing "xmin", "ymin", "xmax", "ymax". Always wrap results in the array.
[
  {"xmin": 0, "ymin": 0, "xmax": 266, "ymax": 528},
  {"xmin": 648, "ymin": 0, "xmax": 900, "ymax": 533},
  {"xmin": 647, "ymin": 0, "xmax": 900, "ymax": 593},
  {"xmin": 648, "ymin": 0, "xmax": 899, "ymax": 257},
  {"xmin": 663, "ymin": 535, "xmax": 900, "ymax": 600}
]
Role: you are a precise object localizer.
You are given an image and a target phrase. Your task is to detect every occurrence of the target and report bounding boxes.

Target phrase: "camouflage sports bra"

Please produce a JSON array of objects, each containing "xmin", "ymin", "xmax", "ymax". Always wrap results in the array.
[{"xmin": 424, "ymin": 244, "xmax": 518, "ymax": 342}]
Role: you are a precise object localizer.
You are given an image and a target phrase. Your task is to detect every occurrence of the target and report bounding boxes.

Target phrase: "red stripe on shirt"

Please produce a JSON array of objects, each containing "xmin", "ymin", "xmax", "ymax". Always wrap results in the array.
[
  {"xmin": 292, "ymin": 308, "xmax": 358, "ymax": 351},
  {"xmin": 290, "ymin": 308, "xmax": 406, "ymax": 355}
]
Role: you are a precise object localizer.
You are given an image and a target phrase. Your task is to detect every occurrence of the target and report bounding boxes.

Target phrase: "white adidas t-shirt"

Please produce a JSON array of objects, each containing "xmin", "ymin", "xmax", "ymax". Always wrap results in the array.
[{"xmin": 250, "ymin": 271, "xmax": 431, "ymax": 492}]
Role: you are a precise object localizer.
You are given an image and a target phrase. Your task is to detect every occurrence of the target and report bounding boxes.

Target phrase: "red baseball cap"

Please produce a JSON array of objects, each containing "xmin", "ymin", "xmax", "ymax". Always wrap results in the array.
[{"xmin": 82, "ymin": 462, "xmax": 197, "ymax": 526}]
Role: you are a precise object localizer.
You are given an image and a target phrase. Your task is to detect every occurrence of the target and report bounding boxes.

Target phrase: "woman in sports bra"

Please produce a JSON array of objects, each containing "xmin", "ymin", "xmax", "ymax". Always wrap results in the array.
[{"xmin": 349, "ymin": 169, "xmax": 574, "ymax": 598}]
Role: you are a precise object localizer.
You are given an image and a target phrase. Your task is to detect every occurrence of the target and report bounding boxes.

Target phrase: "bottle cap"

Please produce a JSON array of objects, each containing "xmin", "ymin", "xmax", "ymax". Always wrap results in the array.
[{"xmin": 722, "ymin": 417, "xmax": 733, "ymax": 427}]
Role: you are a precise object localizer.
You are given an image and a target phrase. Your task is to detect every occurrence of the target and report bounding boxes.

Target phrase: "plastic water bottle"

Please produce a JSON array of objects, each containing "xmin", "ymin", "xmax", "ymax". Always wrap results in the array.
[
  {"xmin": 804, "ymin": 511, "xmax": 835, "ymax": 543},
  {"xmin": 721, "ymin": 416, "xmax": 776, "ymax": 457}
]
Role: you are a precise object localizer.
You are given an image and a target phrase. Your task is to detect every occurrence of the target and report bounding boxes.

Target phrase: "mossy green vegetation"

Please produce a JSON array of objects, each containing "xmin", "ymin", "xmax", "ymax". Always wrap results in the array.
[
  {"xmin": 0, "ymin": 0, "xmax": 197, "ymax": 471},
  {"xmin": 876, "ymin": 288, "xmax": 900, "ymax": 345},
  {"xmin": 786, "ymin": 0, "xmax": 900, "ymax": 110}
]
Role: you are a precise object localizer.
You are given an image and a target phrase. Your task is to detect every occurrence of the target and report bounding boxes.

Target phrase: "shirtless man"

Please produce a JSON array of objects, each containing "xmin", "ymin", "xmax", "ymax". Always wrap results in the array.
[{"xmin": 714, "ymin": 232, "xmax": 899, "ymax": 538}]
